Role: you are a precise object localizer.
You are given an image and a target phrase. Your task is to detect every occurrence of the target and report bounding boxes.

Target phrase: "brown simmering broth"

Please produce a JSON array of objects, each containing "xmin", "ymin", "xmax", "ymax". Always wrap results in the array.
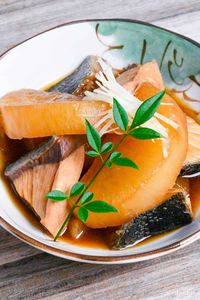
[
  {"xmin": 61, "ymin": 229, "xmax": 108, "ymax": 249},
  {"xmin": 1, "ymin": 136, "xmax": 200, "ymax": 249},
  {"xmin": 0, "ymin": 86, "xmax": 199, "ymax": 249}
]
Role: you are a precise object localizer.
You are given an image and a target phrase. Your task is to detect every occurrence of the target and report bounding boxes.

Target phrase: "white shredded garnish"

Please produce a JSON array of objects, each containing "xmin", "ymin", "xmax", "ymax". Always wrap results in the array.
[
  {"xmin": 155, "ymin": 112, "xmax": 179, "ymax": 129},
  {"xmin": 93, "ymin": 112, "xmax": 112, "ymax": 130},
  {"xmin": 84, "ymin": 57, "xmax": 178, "ymax": 157},
  {"xmin": 79, "ymin": 110, "xmax": 111, "ymax": 118},
  {"xmin": 99, "ymin": 119, "xmax": 114, "ymax": 136},
  {"xmin": 162, "ymin": 138, "xmax": 171, "ymax": 158},
  {"xmin": 104, "ymin": 126, "xmax": 119, "ymax": 134},
  {"xmin": 160, "ymin": 102, "xmax": 174, "ymax": 106}
]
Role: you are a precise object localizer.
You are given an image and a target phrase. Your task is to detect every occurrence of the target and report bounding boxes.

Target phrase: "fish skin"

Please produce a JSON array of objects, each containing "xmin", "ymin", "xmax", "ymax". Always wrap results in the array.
[
  {"xmin": 48, "ymin": 55, "xmax": 101, "ymax": 95},
  {"xmin": 180, "ymin": 163, "xmax": 200, "ymax": 178},
  {"xmin": 108, "ymin": 192, "xmax": 193, "ymax": 250},
  {"xmin": 22, "ymin": 57, "xmax": 101, "ymax": 149},
  {"xmin": 5, "ymin": 135, "xmax": 86, "ymax": 227},
  {"xmin": 5, "ymin": 135, "xmax": 86, "ymax": 180}
]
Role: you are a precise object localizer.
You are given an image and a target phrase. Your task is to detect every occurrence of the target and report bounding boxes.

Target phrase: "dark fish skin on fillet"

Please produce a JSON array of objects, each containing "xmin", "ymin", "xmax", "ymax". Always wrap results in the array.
[
  {"xmin": 21, "ymin": 57, "xmax": 100, "ymax": 150},
  {"xmin": 108, "ymin": 192, "xmax": 193, "ymax": 250},
  {"xmin": 48, "ymin": 55, "xmax": 101, "ymax": 95},
  {"xmin": 47, "ymin": 55, "xmax": 123, "ymax": 96},
  {"xmin": 20, "ymin": 56, "xmax": 101, "ymax": 150},
  {"xmin": 5, "ymin": 136, "xmax": 86, "ymax": 181},
  {"xmin": 180, "ymin": 162, "xmax": 200, "ymax": 178},
  {"xmin": 4, "ymin": 135, "xmax": 86, "ymax": 235}
]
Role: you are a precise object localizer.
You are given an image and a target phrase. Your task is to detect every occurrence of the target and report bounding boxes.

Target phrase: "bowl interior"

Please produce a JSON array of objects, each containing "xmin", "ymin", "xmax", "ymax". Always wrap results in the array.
[{"xmin": 0, "ymin": 20, "xmax": 200, "ymax": 262}]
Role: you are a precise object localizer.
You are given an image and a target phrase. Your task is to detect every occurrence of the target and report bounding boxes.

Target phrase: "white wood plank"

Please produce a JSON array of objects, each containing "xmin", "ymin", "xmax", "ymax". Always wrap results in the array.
[
  {"xmin": 0, "ymin": 0, "xmax": 200, "ymax": 54},
  {"xmin": 0, "ymin": 227, "xmax": 40, "ymax": 265},
  {"xmin": 0, "ymin": 241, "xmax": 199, "ymax": 300},
  {"xmin": 155, "ymin": 11, "xmax": 200, "ymax": 43}
]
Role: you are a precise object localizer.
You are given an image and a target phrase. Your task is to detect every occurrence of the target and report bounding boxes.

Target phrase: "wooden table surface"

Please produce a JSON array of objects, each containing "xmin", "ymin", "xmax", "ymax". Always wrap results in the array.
[{"xmin": 0, "ymin": 1, "xmax": 200, "ymax": 299}]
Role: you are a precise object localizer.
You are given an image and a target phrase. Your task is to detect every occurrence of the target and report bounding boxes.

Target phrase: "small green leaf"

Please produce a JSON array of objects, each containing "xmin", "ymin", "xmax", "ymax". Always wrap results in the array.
[
  {"xmin": 85, "ymin": 119, "xmax": 101, "ymax": 152},
  {"xmin": 45, "ymin": 190, "xmax": 68, "ymax": 202},
  {"xmin": 110, "ymin": 151, "xmax": 121, "ymax": 161},
  {"xmin": 113, "ymin": 98, "xmax": 129, "ymax": 132},
  {"xmin": 105, "ymin": 161, "xmax": 112, "ymax": 168},
  {"xmin": 130, "ymin": 90, "xmax": 165, "ymax": 129},
  {"xmin": 112, "ymin": 157, "xmax": 139, "ymax": 169},
  {"xmin": 101, "ymin": 142, "xmax": 113, "ymax": 154},
  {"xmin": 70, "ymin": 182, "xmax": 85, "ymax": 197},
  {"xmin": 78, "ymin": 207, "xmax": 88, "ymax": 223},
  {"xmin": 81, "ymin": 192, "xmax": 94, "ymax": 205},
  {"xmin": 84, "ymin": 201, "xmax": 118, "ymax": 213},
  {"xmin": 86, "ymin": 150, "xmax": 99, "ymax": 157},
  {"xmin": 129, "ymin": 127, "xmax": 163, "ymax": 140}
]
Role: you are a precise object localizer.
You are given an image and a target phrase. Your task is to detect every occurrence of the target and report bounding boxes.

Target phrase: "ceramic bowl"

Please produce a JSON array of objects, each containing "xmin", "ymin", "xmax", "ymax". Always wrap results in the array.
[{"xmin": 0, "ymin": 19, "xmax": 200, "ymax": 264}]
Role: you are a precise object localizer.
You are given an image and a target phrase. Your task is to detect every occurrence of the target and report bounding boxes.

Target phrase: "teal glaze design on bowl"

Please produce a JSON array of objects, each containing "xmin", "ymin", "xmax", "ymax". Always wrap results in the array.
[
  {"xmin": 91, "ymin": 20, "xmax": 200, "ymax": 116},
  {"xmin": 93, "ymin": 21, "xmax": 200, "ymax": 87}
]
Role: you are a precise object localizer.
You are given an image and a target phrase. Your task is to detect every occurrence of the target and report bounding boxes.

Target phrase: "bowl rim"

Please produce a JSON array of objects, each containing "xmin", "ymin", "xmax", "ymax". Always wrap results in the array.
[
  {"xmin": 1, "ymin": 18, "xmax": 200, "ymax": 60},
  {"xmin": 1, "ymin": 216, "xmax": 200, "ymax": 264},
  {"xmin": 0, "ymin": 18, "xmax": 200, "ymax": 264}
]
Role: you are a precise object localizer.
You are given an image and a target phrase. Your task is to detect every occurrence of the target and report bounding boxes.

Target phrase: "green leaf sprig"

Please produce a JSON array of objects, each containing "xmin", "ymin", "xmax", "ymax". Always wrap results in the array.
[{"xmin": 45, "ymin": 91, "xmax": 165, "ymax": 241}]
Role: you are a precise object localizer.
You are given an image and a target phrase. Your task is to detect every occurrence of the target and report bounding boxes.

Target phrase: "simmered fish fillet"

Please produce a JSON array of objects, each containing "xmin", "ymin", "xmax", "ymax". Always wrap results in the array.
[
  {"xmin": 41, "ymin": 146, "xmax": 85, "ymax": 236},
  {"xmin": 48, "ymin": 55, "xmax": 101, "ymax": 96},
  {"xmin": 5, "ymin": 136, "xmax": 86, "ymax": 236},
  {"xmin": 108, "ymin": 186, "xmax": 193, "ymax": 249}
]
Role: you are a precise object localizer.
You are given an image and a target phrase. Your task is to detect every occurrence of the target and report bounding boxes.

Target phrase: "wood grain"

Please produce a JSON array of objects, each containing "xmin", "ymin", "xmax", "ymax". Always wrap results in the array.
[
  {"xmin": 155, "ymin": 11, "xmax": 200, "ymax": 43},
  {"xmin": 0, "ymin": 227, "xmax": 40, "ymax": 266},
  {"xmin": 0, "ymin": 1, "xmax": 200, "ymax": 299},
  {"xmin": 0, "ymin": 239, "xmax": 200, "ymax": 300},
  {"xmin": 0, "ymin": 0, "xmax": 200, "ymax": 54}
]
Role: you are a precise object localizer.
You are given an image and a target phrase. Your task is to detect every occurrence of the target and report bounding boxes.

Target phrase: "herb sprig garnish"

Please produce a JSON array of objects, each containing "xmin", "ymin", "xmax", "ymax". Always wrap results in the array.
[{"xmin": 45, "ymin": 91, "xmax": 165, "ymax": 241}]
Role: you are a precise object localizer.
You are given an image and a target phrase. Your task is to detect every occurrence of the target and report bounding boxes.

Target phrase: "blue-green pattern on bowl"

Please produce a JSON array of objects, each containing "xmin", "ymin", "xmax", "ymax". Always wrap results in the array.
[{"xmin": 93, "ymin": 20, "xmax": 200, "ymax": 114}]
